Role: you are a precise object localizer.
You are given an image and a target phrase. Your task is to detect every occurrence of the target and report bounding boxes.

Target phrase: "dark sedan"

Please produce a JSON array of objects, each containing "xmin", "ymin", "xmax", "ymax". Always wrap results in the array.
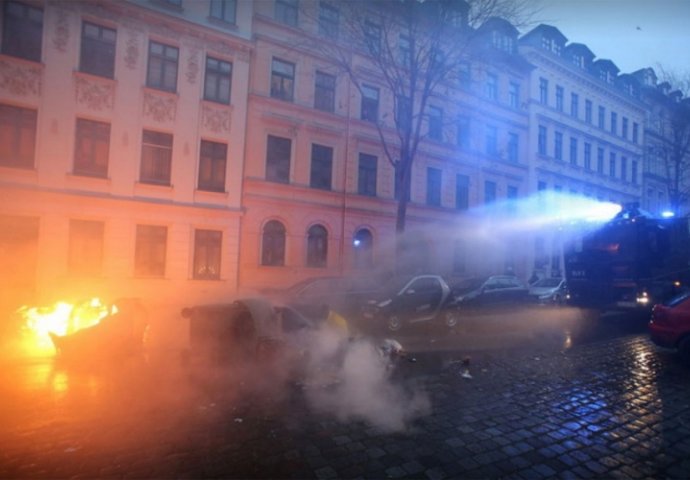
[
  {"xmin": 361, "ymin": 274, "xmax": 460, "ymax": 331},
  {"xmin": 453, "ymin": 275, "xmax": 529, "ymax": 310}
]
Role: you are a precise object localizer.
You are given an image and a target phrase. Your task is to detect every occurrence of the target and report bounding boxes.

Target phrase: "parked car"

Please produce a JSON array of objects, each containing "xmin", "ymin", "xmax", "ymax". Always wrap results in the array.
[
  {"xmin": 180, "ymin": 298, "xmax": 410, "ymax": 383},
  {"xmin": 527, "ymin": 277, "xmax": 567, "ymax": 305},
  {"xmin": 649, "ymin": 291, "xmax": 690, "ymax": 362},
  {"xmin": 260, "ymin": 275, "xmax": 383, "ymax": 319},
  {"xmin": 181, "ymin": 298, "xmax": 316, "ymax": 368},
  {"xmin": 453, "ymin": 275, "xmax": 529, "ymax": 310},
  {"xmin": 361, "ymin": 274, "xmax": 460, "ymax": 331}
]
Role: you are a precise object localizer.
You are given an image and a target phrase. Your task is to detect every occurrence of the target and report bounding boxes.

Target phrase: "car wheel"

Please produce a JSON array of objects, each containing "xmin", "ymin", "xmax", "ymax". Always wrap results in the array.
[
  {"xmin": 553, "ymin": 294, "xmax": 562, "ymax": 306},
  {"xmin": 442, "ymin": 310, "xmax": 459, "ymax": 328},
  {"xmin": 387, "ymin": 314, "xmax": 402, "ymax": 332}
]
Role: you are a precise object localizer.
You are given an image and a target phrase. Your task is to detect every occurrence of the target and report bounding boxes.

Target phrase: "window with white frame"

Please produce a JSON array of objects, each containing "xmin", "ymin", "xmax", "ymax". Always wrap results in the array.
[
  {"xmin": 135, "ymin": 225, "xmax": 167, "ymax": 277},
  {"xmin": 270, "ymin": 58, "xmax": 295, "ymax": 101},
  {"xmin": 306, "ymin": 224, "xmax": 328, "ymax": 268},
  {"xmin": 2, "ymin": 1, "xmax": 43, "ymax": 62},
  {"xmin": 0, "ymin": 104, "xmax": 37, "ymax": 169},
  {"xmin": 74, "ymin": 118, "xmax": 110, "ymax": 178},
  {"xmin": 204, "ymin": 56, "xmax": 232, "ymax": 104},
  {"xmin": 310, "ymin": 143, "xmax": 333, "ymax": 190},
  {"xmin": 428, "ymin": 106, "xmax": 443, "ymax": 141},
  {"xmin": 266, "ymin": 135, "xmax": 291, "ymax": 184},
  {"xmin": 80, "ymin": 21, "xmax": 116, "ymax": 78},
  {"xmin": 146, "ymin": 40, "xmax": 178, "ymax": 92},
  {"xmin": 314, "ymin": 71, "xmax": 335, "ymax": 112},
  {"xmin": 275, "ymin": 0, "xmax": 298, "ymax": 26},
  {"xmin": 318, "ymin": 2, "xmax": 339, "ymax": 38},
  {"xmin": 140, "ymin": 130, "xmax": 172, "ymax": 185},
  {"xmin": 210, "ymin": 0, "xmax": 236, "ymax": 24},
  {"xmin": 360, "ymin": 84, "xmax": 379, "ymax": 122},
  {"xmin": 198, "ymin": 140, "xmax": 227, "ymax": 192},
  {"xmin": 193, "ymin": 229, "xmax": 222, "ymax": 279}
]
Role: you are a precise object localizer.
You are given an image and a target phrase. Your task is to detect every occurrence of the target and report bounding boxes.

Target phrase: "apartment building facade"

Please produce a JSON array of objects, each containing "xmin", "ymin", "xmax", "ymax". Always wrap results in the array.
[
  {"xmin": 632, "ymin": 67, "xmax": 690, "ymax": 217},
  {"xmin": 519, "ymin": 24, "xmax": 646, "ymax": 276},
  {"xmin": 237, "ymin": 3, "xmax": 533, "ymax": 292},
  {"xmin": 1, "ymin": 0, "xmax": 687, "ymax": 334},
  {"xmin": 0, "ymin": 0, "xmax": 252, "ymax": 342}
]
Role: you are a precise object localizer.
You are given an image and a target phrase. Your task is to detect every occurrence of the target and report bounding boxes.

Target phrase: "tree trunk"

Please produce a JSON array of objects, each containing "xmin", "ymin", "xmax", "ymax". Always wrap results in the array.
[{"xmin": 395, "ymin": 161, "xmax": 412, "ymax": 233}]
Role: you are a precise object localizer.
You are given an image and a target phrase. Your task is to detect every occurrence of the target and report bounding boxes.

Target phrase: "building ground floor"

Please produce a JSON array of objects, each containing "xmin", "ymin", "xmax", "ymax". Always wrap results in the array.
[
  {"xmin": 1, "ymin": 183, "xmax": 580, "ymax": 350},
  {"xmin": 0, "ymin": 185, "xmax": 242, "ymax": 349}
]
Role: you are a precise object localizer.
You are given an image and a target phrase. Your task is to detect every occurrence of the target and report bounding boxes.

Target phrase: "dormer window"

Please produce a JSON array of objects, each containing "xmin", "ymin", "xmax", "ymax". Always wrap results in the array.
[
  {"xmin": 599, "ymin": 70, "xmax": 614, "ymax": 84},
  {"xmin": 492, "ymin": 31, "xmax": 514, "ymax": 53},
  {"xmin": 572, "ymin": 55, "xmax": 584, "ymax": 69},
  {"xmin": 540, "ymin": 36, "xmax": 560, "ymax": 55}
]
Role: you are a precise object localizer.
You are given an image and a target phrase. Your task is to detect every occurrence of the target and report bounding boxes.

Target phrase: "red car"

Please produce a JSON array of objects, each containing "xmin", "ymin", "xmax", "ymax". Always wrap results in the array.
[{"xmin": 649, "ymin": 291, "xmax": 690, "ymax": 362}]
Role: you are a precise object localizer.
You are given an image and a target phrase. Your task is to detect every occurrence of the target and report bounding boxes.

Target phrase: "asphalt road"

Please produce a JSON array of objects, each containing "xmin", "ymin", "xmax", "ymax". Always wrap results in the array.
[{"xmin": 1, "ymin": 306, "xmax": 689, "ymax": 479}]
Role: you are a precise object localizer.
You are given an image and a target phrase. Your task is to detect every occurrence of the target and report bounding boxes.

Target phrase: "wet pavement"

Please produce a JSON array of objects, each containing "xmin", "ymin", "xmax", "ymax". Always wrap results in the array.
[{"xmin": 1, "ymin": 307, "xmax": 690, "ymax": 479}]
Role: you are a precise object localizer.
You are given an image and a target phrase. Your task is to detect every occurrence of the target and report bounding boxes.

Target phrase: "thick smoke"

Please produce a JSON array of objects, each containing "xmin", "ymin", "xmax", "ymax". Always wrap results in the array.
[{"xmin": 300, "ymin": 325, "xmax": 431, "ymax": 433}]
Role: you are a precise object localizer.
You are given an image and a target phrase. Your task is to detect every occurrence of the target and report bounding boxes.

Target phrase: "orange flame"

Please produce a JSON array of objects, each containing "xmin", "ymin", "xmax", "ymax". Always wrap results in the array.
[{"xmin": 17, "ymin": 298, "xmax": 116, "ymax": 355}]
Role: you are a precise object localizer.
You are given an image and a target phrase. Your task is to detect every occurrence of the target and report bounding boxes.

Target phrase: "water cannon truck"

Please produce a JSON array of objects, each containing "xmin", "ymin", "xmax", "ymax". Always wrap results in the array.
[{"xmin": 563, "ymin": 203, "xmax": 690, "ymax": 312}]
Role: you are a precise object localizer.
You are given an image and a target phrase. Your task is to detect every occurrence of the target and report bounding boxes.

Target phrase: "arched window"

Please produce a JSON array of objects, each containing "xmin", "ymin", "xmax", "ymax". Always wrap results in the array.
[
  {"xmin": 261, "ymin": 220, "xmax": 286, "ymax": 266},
  {"xmin": 306, "ymin": 224, "xmax": 328, "ymax": 268},
  {"xmin": 353, "ymin": 228, "xmax": 373, "ymax": 268}
]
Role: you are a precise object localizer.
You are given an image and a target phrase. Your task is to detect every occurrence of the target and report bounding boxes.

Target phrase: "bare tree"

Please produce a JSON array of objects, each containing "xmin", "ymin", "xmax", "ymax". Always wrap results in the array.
[
  {"xmin": 653, "ymin": 67, "xmax": 690, "ymax": 215},
  {"xmin": 302, "ymin": 0, "xmax": 537, "ymax": 233}
]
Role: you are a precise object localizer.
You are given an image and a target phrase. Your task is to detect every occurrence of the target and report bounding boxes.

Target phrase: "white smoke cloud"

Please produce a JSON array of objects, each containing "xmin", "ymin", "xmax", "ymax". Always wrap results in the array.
[{"xmin": 301, "ymin": 326, "xmax": 431, "ymax": 432}]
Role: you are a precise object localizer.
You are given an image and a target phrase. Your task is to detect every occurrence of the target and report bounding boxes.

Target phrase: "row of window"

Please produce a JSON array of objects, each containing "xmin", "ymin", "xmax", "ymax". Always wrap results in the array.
[
  {"xmin": 2, "ymin": 2, "xmax": 519, "ymax": 152},
  {"xmin": 1, "ymin": 99, "xmax": 523, "ymax": 209},
  {"xmin": 271, "ymin": 54, "xmax": 525, "ymax": 141},
  {"xmin": 2, "ymin": 2, "xmax": 234, "ymax": 104},
  {"xmin": 424, "ymin": 169, "xmax": 518, "ymax": 209},
  {"xmin": 260, "ymin": 221, "xmax": 374, "ymax": 268},
  {"xmin": 536, "ymin": 181, "xmax": 623, "ymax": 206},
  {"xmin": 537, "ymin": 124, "xmax": 640, "ymax": 184},
  {"xmin": 67, "ymin": 219, "xmax": 222, "ymax": 279},
  {"xmin": 0, "ymin": 104, "xmax": 229, "ymax": 191},
  {"xmin": 67, "ymin": 217, "xmax": 376, "ymax": 278},
  {"xmin": 538, "ymin": 78, "xmax": 640, "ymax": 143}
]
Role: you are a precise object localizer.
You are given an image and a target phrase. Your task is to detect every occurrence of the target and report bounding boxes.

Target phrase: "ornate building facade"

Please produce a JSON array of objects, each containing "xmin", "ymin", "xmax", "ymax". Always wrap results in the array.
[
  {"xmin": 0, "ymin": 0, "xmax": 252, "ymax": 344},
  {"xmin": 1, "ymin": 0, "xmax": 687, "ymax": 339}
]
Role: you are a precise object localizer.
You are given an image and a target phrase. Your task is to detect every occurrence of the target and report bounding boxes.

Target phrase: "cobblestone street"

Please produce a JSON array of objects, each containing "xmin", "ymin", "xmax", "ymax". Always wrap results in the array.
[{"xmin": 1, "ymin": 315, "xmax": 690, "ymax": 479}]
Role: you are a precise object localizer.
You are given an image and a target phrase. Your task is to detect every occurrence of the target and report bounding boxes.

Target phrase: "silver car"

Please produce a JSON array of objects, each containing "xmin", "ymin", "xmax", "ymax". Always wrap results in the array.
[{"xmin": 528, "ymin": 278, "xmax": 567, "ymax": 305}]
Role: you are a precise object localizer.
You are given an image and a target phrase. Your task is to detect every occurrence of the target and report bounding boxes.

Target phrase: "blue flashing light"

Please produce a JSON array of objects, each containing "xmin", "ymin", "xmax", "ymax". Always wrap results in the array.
[{"xmin": 661, "ymin": 210, "xmax": 675, "ymax": 218}]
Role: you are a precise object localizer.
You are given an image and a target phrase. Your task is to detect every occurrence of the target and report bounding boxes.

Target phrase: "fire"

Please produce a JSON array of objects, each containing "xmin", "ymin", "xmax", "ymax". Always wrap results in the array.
[{"xmin": 17, "ymin": 298, "xmax": 116, "ymax": 355}]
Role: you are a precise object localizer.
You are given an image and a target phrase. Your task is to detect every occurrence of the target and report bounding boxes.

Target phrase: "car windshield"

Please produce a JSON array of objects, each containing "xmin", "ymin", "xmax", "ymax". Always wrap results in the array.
[{"xmin": 533, "ymin": 278, "xmax": 563, "ymax": 288}]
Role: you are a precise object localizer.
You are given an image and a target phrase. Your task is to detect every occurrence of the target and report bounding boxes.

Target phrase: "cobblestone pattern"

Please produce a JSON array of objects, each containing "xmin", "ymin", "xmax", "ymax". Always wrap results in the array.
[{"xmin": 1, "ymin": 334, "xmax": 689, "ymax": 479}]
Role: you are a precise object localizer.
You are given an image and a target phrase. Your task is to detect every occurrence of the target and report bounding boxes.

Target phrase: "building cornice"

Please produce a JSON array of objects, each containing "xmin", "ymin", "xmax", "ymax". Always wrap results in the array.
[{"xmin": 522, "ymin": 47, "xmax": 645, "ymax": 114}]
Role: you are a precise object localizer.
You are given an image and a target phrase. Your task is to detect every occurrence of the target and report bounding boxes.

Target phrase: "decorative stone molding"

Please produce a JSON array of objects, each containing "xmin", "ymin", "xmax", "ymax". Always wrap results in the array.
[
  {"xmin": 207, "ymin": 42, "xmax": 252, "ymax": 63},
  {"xmin": 75, "ymin": 75, "xmax": 114, "ymax": 111},
  {"xmin": 202, "ymin": 103, "xmax": 231, "ymax": 134},
  {"xmin": 0, "ymin": 59, "xmax": 42, "ymax": 96},
  {"xmin": 186, "ymin": 49, "xmax": 200, "ymax": 84},
  {"xmin": 125, "ymin": 30, "xmax": 140, "ymax": 70},
  {"xmin": 143, "ymin": 90, "xmax": 177, "ymax": 123},
  {"xmin": 53, "ymin": 8, "xmax": 69, "ymax": 52}
]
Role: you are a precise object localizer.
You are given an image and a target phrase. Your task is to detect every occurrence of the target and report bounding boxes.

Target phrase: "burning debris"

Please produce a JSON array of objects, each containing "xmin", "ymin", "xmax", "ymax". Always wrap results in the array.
[{"xmin": 16, "ymin": 297, "xmax": 148, "ymax": 360}]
